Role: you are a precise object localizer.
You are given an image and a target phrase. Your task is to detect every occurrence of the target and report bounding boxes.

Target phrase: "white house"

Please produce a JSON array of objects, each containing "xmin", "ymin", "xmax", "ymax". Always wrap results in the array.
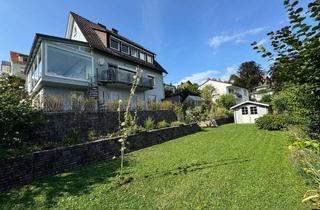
[
  {"xmin": 231, "ymin": 101, "xmax": 270, "ymax": 124},
  {"xmin": 25, "ymin": 12, "xmax": 167, "ymax": 110},
  {"xmin": 251, "ymin": 84, "xmax": 273, "ymax": 101},
  {"xmin": 199, "ymin": 78, "xmax": 249, "ymax": 104}
]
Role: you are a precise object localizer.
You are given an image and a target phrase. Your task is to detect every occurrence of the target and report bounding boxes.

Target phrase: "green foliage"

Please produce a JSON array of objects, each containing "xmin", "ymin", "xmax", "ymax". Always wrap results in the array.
[
  {"xmin": 255, "ymin": 114, "xmax": 287, "ymax": 130},
  {"xmin": 229, "ymin": 61, "xmax": 265, "ymax": 91},
  {"xmin": 173, "ymin": 104, "xmax": 184, "ymax": 122},
  {"xmin": 0, "ymin": 76, "xmax": 41, "ymax": 147},
  {"xmin": 170, "ymin": 121, "xmax": 184, "ymax": 127},
  {"xmin": 209, "ymin": 107, "xmax": 232, "ymax": 119},
  {"xmin": 159, "ymin": 100, "xmax": 173, "ymax": 110},
  {"xmin": 63, "ymin": 128, "xmax": 79, "ymax": 145},
  {"xmin": 216, "ymin": 94, "xmax": 236, "ymax": 110},
  {"xmin": 156, "ymin": 120, "xmax": 169, "ymax": 129},
  {"xmin": 252, "ymin": 0, "xmax": 320, "ymax": 139},
  {"xmin": 200, "ymin": 84, "xmax": 215, "ymax": 102},
  {"xmin": 259, "ymin": 94, "xmax": 272, "ymax": 104},
  {"xmin": 0, "ymin": 125, "xmax": 308, "ymax": 210},
  {"xmin": 176, "ymin": 81, "xmax": 200, "ymax": 101},
  {"xmin": 88, "ymin": 129, "xmax": 97, "ymax": 141},
  {"xmin": 185, "ymin": 106, "xmax": 203, "ymax": 123},
  {"xmin": 144, "ymin": 117, "xmax": 155, "ymax": 131}
]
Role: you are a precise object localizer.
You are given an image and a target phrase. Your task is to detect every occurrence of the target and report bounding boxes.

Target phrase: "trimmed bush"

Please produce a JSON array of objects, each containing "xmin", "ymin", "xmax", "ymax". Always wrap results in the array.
[
  {"xmin": 255, "ymin": 114, "xmax": 287, "ymax": 130},
  {"xmin": 170, "ymin": 121, "xmax": 184, "ymax": 127},
  {"xmin": 157, "ymin": 120, "xmax": 169, "ymax": 129}
]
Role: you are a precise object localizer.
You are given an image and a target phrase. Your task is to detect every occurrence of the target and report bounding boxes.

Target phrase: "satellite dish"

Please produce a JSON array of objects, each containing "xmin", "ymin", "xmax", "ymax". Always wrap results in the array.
[{"xmin": 98, "ymin": 58, "xmax": 105, "ymax": 66}]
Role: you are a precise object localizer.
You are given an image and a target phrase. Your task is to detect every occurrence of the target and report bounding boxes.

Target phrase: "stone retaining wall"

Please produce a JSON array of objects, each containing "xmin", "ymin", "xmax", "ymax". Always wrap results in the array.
[
  {"xmin": 24, "ymin": 110, "xmax": 177, "ymax": 144},
  {"xmin": 0, "ymin": 123, "xmax": 200, "ymax": 191}
]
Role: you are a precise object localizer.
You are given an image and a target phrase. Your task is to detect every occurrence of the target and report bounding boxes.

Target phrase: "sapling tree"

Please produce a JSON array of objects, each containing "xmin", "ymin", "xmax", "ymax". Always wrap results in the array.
[{"xmin": 118, "ymin": 66, "xmax": 143, "ymax": 177}]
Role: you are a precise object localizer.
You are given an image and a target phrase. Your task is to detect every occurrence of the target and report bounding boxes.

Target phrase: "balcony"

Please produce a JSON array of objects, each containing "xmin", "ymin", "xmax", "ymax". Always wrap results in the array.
[{"xmin": 98, "ymin": 68, "xmax": 153, "ymax": 89}]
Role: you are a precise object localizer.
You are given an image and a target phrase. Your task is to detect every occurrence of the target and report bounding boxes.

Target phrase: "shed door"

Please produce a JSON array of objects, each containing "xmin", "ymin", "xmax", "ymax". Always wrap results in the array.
[
  {"xmin": 240, "ymin": 106, "xmax": 250, "ymax": 123},
  {"xmin": 249, "ymin": 106, "xmax": 259, "ymax": 123}
]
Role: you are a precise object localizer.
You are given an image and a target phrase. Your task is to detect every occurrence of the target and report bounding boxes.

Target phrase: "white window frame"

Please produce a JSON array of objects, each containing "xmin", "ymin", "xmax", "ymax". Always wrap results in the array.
[
  {"xmin": 130, "ymin": 47, "xmax": 138, "ymax": 57},
  {"xmin": 139, "ymin": 51, "xmax": 146, "ymax": 61},
  {"xmin": 110, "ymin": 38, "xmax": 120, "ymax": 51},
  {"xmin": 146, "ymin": 54, "xmax": 153, "ymax": 63},
  {"xmin": 45, "ymin": 43, "xmax": 94, "ymax": 82},
  {"xmin": 121, "ymin": 43, "xmax": 129, "ymax": 54}
]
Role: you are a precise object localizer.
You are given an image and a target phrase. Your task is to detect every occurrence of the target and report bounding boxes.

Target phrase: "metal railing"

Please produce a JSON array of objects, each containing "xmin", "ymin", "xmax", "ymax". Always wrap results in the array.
[{"xmin": 98, "ymin": 68, "xmax": 153, "ymax": 88}]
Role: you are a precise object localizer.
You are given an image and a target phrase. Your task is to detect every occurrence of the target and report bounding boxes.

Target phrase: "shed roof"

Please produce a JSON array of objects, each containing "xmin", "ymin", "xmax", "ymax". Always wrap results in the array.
[{"xmin": 230, "ymin": 101, "xmax": 270, "ymax": 109}]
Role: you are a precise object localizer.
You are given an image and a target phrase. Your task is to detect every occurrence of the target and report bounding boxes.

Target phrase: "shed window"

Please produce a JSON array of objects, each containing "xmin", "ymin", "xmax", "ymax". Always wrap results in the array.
[
  {"xmin": 250, "ymin": 106, "xmax": 258, "ymax": 115},
  {"xmin": 241, "ymin": 107, "xmax": 248, "ymax": 115}
]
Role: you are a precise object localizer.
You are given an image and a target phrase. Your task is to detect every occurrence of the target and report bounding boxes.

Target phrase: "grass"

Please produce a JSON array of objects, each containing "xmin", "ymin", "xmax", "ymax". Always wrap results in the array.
[{"xmin": 0, "ymin": 124, "xmax": 309, "ymax": 209}]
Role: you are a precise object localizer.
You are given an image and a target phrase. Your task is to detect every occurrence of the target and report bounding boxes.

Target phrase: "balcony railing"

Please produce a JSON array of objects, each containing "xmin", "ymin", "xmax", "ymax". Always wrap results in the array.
[{"xmin": 98, "ymin": 68, "xmax": 153, "ymax": 89}]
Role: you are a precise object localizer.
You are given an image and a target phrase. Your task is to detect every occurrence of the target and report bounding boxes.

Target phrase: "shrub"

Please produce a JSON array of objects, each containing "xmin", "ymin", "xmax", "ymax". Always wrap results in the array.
[
  {"xmin": 170, "ymin": 121, "xmax": 184, "ymax": 127},
  {"xmin": 0, "ymin": 76, "xmax": 41, "ymax": 147},
  {"xmin": 63, "ymin": 128, "xmax": 79, "ymax": 145},
  {"xmin": 259, "ymin": 94, "xmax": 272, "ymax": 104},
  {"xmin": 44, "ymin": 96, "xmax": 64, "ymax": 112},
  {"xmin": 185, "ymin": 107, "xmax": 203, "ymax": 123},
  {"xmin": 157, "ymin": 120, "xmax": 169, "ymax": 129},
  {"xmin": 105, "ymin": 100, "xmax": 119, "ymax": 111},
  {"xmin": 144, "ymin": 117, "xmax": 154, "ymax": 131},
  {"xmin": 160, "ymin": 100, "xmax": 173, "ymax": 110},
  {"xmin": 173, "ymin": 104, "xmax": 184, "ymax": 122},
  {"xmin": 147, "ymin": 101, "xmax": 160, "ymax": 110},
  {"xmin": 84, "ymin": 98, "xmax": 96, "ymax": 112},
  {"xmin": 216, "ymin": 94, "xmax": 236, "ymax": 110},
  {"xmin": 209, "ymin": 107, "xmax": 231, "ymax": 119},
  {"xmin": 88, "ymin": 129, "xmax": 97, "ymax": 141},
  {"xmin": 255, "ymin": 114, "xmax": 287, "ymax": 130},
  {"xmin": 136, "ymin": 100, "xmax": 145, "ymax": 111}
]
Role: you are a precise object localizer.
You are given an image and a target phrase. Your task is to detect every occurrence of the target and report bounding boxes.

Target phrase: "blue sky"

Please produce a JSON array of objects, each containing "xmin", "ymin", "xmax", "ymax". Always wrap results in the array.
[{"xmin": 0, "ymin": 0, "xmax": 289, "ymax": 85}]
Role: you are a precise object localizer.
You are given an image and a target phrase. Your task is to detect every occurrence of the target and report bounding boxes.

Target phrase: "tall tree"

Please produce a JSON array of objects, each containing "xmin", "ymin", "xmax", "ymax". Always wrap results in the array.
[
  {"xmin": 252, "ymin": 0, "xmax": 320, "ymax": 139},
  {"xmin": 230, "ymin": 61, "xmax": 265, "ymax": 92}
]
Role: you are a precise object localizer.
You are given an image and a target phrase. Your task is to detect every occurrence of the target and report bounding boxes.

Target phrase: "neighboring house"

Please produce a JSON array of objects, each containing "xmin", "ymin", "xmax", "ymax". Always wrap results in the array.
[
  {"xmin": 164, "ymin": 83, "xmax": 176, "ymax": 94},
  {"xmin": 25, "ymin": 12, "xmax": 167, "ymax": 110},
  {"xmin": 251, "ymin": 85, "xmax": 273, "ymax": 101},
  {"xmin": 10, "ymin": 51, "xmax": 28, "ymax": 78},
  {"xmin": 251, "ymin": 76, "xmax": 273, "ymax": 101},
  {"xmin": 0, "ymin": 61, "xmax": 11, "ymax": 75},
  {"xmin": 231, "ymin": 101, "xmax": 270, "ymax": 124},
  {"xmin": 199, "ymin": 78, "xmax": 249, "ymax": 104}
]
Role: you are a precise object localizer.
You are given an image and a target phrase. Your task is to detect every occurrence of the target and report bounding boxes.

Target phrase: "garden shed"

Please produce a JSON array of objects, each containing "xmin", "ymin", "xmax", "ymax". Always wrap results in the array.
[{"xmin": 231, "ymin": 101, "xmax": 270, "ymax": 124}]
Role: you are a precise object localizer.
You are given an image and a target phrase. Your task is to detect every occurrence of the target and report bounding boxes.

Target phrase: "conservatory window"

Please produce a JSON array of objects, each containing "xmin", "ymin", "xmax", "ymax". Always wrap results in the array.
[{"xmin": 47, "ymin": 45, "xmax": 92, "ymax": 80}]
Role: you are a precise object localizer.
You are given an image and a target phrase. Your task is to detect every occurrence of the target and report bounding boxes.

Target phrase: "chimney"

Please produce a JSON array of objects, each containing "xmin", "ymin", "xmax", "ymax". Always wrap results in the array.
[{"xmin": 111, "ymin": 28, "xmax": 118, "ymax": 34}]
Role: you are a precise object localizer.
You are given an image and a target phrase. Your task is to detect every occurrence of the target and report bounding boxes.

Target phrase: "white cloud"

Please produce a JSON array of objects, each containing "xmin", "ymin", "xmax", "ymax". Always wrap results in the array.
[
  {"xmin": 257, "ymin": 38, "xmax": 268, "ymax": 46},
  {"xmin": 176, "ymin": 70, "xmax": 218, "ymax": 86},
  {"xmin": 208, "ymin": 27, "xmax": 266, "ymax": 48},
  {"xmin": 220, "ymin": 65, "xmax": 238, "ymax": 81}
]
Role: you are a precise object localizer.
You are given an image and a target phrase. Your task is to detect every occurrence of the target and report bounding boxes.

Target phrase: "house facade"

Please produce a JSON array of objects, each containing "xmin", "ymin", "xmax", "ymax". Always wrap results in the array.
[
  {"xmin": 10, "ymin": 51, "xmax": 28, "ymax": 78},
  {"xmin": 199, "ymin": 78, "xmax": 249, "ymax": 104},
  {"xmin": 25, "ymin": 12, "xmax": 167, "ymax": 110}
]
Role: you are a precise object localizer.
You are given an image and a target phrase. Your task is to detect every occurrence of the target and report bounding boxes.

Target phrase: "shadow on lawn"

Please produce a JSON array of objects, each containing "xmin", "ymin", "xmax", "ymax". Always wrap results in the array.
[
  {"xmin": 0, "ymin": 158, "xmax": 130, "ymax": 209},
  {"xmin": 141, "ymin": 157, "xmax": 251, "ymax": 180}
]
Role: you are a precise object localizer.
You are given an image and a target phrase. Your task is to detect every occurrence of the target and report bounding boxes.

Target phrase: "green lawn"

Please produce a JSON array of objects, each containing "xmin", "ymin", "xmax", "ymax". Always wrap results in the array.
[{"xmin": 0, "ymin": 124, "xmax": 309, "ymax": 209}]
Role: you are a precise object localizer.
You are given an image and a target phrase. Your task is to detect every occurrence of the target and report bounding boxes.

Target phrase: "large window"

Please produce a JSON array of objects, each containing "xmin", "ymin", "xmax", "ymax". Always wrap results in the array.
[
  {"xmin": 148, "ymin": 75, "xmax": 155, "ymax": 86},
  {"xmin": 47, "ymin": 46, "xmax": 92, "ymax": 80}
]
